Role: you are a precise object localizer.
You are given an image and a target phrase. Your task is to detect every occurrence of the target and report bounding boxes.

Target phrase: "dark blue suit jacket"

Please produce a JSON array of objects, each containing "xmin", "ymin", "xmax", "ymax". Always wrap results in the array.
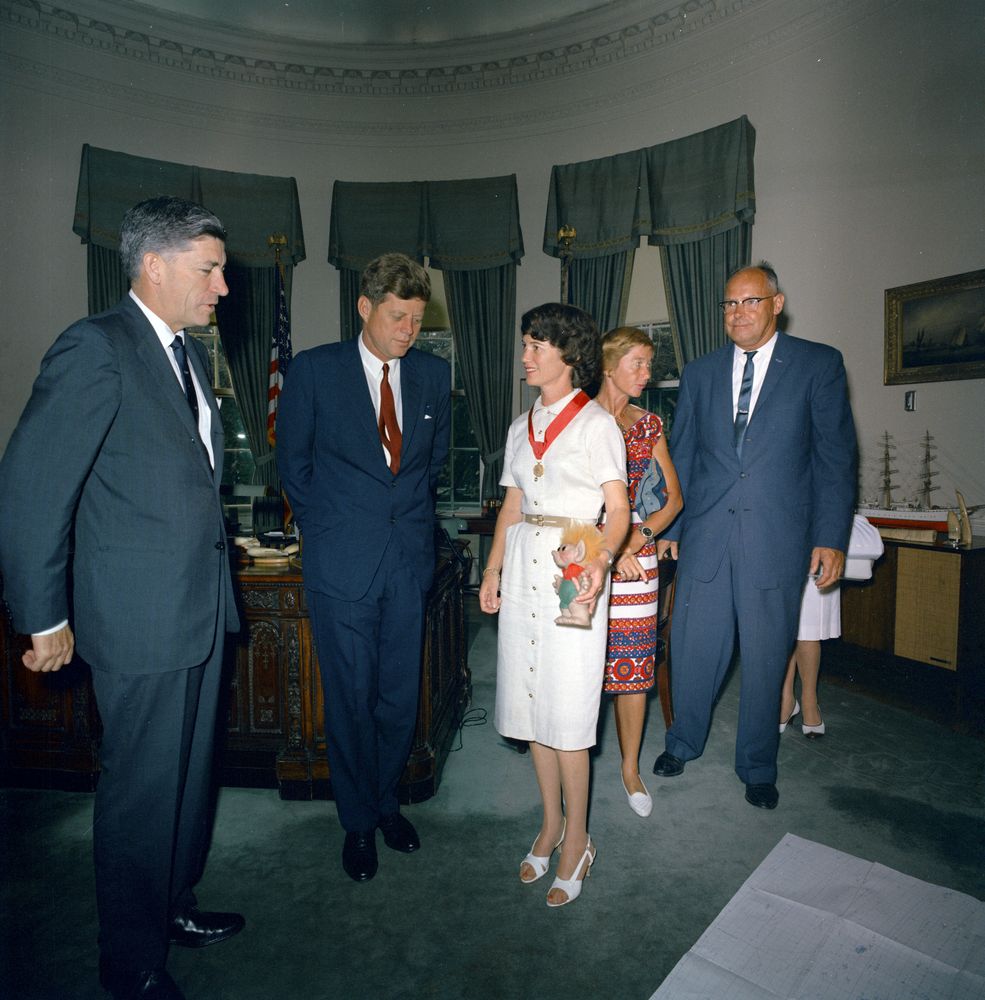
[
  {"xmin": 668, "ymin": 331, "xmax": 856, "ymax": 588},
  {"xmin": 0, "ymin": 295, "xmax": 238, "ymax": 673},
  {"xmin": 276, "ymin": 337, "xmax": 451, "ymax": 601}
]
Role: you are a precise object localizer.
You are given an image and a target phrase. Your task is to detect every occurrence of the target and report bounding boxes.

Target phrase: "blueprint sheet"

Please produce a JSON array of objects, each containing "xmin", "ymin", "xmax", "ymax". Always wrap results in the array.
[{"xmin": 651, "ymin": 833, "xmax": 985, "ymax": 1000}]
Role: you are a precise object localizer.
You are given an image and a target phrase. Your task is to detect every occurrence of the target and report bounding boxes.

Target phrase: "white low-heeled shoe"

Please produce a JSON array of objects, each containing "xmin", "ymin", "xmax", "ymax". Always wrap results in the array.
[
  {"xmin": 802, "ymin": 715, "xmax": 826, "ymax": 739},
  {"xmin": 779, "ymin": 700, "xmax": 801, "ymax": 734},
  {"xmin": 519, "ymin": 819, "xmax": 565, "ymax": 884},
  {"xmin": 622, "ymin": 775, "xmax": 653, "ymax": 817},
  {"xmin": 546, "ymin": 838, "xmax": 596, "ymax": 908}
]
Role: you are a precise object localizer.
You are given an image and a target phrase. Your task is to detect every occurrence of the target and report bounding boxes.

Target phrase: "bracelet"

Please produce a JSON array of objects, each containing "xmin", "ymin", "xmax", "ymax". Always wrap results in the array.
[
  {"xmin": 482, "ymin": 567, "xmax": 501, "ymax": 576},
  {"xmin": 599, "ymin": 547, "xmax": 614, "ymax": 567}
]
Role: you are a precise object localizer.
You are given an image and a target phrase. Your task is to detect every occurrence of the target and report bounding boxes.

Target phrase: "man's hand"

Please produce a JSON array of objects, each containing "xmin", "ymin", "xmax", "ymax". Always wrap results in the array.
[
  {"xmin": 23, "ymin": 625, "xmax": 75, "ymax": 673},
  {"xmin": 809, "ymin": 547, "xmax": 845, "ymax": 590},
  {"xmin": 657, "ymin": 539, "xmax": 678, "ymax": 561}
]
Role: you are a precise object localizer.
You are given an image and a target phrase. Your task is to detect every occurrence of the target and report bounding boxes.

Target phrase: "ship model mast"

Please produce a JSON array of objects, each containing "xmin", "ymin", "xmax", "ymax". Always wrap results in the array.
[
  {"xmin": 879, "ymin": 431, "xmax": 898, "ymax": 508},
  {"xmin": 919, "ymin": 430, "xmax": 939, "ymax": 510}
]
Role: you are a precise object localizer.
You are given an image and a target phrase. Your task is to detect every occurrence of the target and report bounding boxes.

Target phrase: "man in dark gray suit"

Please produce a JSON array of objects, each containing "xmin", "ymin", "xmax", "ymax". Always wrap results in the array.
[
  {"xmin": 0, "ymin": 197, "xmax": 244, "ymax": 1000},
  {"xmin": 652, "ymin": 262, "xmax": 856, "ymax": 810}
]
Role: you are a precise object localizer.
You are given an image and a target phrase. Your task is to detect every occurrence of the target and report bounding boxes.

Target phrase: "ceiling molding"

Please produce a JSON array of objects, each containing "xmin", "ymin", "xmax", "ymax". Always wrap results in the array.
[{"xmin": 2, "ymin": 0, "xmax": 775, "ymax": 99}]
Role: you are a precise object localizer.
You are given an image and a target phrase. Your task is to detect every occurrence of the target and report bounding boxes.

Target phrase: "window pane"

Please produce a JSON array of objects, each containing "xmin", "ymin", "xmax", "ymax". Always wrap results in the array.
[
  {"xmin": 218, "ymin": 397, "xmax": 256, "ymax": 487},
  {"xmin": 452, "ymin": 449, "xmax": 481, "ymax": 505}
]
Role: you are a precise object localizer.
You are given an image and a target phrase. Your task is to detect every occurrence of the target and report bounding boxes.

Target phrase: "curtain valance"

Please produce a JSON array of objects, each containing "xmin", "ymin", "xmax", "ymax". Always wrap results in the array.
[
  {"xmin": 328, "ymin": 175, "xmax": 523, "ymax": 273},
  {"xmin": 73, "ymin": 144, "xmax": 306, "ymax": 268},
  {"xmin": 543, "ymin": 115, "xmax": 755, "ymax": 258}
]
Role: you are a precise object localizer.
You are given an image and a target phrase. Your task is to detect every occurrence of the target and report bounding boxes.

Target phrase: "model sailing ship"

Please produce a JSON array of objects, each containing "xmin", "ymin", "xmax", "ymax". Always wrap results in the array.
[{"xmin": 857, "ymin": 431, "xmax": 951, "ymax": 531}]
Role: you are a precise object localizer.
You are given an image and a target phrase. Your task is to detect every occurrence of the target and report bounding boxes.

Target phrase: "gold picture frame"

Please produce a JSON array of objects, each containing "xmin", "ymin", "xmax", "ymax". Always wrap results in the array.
[{"xmin": 884, "ymin": 267, "xmax": 985, "ymax": 385}]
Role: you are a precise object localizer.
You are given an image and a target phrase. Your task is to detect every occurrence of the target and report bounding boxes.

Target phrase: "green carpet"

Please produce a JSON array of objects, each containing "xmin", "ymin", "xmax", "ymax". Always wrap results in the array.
[{"xmin": 2, "ymin": 598, "xmax": 983, "ymax": 999}]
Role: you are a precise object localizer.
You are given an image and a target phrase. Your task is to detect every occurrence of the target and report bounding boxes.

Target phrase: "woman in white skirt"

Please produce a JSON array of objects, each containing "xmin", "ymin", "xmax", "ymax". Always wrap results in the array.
[
  {"xmin": 780, "ymin": 515, "xmax": 884, "ymax": 739},
  {"xmin": 779, "ymin": 578, "xmax": 838, "ymax": 738},
  {"xmin": 479, "ymin": 303, "xmax": 630, "ymax": 908}
]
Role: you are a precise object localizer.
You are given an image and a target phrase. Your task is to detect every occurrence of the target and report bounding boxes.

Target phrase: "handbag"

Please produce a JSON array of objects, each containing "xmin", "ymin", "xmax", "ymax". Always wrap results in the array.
[{"xmin": 634, "ymin": 457, "xmax": 667, "ymax": 520}]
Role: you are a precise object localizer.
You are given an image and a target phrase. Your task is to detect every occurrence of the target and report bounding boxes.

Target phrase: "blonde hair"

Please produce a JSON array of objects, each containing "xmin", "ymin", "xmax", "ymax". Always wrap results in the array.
[{"xmin": 601, "ymin": 326, "xmax": 653, "ymax": 374}]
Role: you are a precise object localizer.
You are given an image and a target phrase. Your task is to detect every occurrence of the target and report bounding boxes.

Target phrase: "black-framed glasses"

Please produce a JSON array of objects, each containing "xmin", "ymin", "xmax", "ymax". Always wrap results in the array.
[{"xmin": 718, "ymin": 295, "xmax": 776, "ymax": 313}]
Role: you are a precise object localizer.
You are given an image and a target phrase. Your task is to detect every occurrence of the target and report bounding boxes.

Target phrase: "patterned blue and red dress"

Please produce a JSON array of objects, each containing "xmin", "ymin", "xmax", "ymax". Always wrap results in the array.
[{"xmin": 603, "ymin": 411, "xmax": 663, "ymax": 693}]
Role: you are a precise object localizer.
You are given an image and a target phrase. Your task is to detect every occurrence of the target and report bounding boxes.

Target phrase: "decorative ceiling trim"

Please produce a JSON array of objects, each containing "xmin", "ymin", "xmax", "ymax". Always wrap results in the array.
[
  {"xmin": 1, "ymin": 0, "xmax": 894, "ymax": 146},
  {"xmin": 2, "ymin": 0, "xmax": 777, "ymax": 98}
]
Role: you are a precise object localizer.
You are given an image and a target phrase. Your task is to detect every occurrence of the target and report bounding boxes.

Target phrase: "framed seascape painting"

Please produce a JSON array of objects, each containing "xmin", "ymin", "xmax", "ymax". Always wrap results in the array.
[{"xmin": 884, "ymin": 267, "xmax": 985, "ymax": 385}]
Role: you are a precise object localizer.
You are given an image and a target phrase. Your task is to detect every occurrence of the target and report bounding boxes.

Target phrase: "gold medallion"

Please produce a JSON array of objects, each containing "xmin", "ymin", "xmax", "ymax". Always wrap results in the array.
[{"xmin": 533, "ymin": 462, "xmax": 544, "ymax": 478}]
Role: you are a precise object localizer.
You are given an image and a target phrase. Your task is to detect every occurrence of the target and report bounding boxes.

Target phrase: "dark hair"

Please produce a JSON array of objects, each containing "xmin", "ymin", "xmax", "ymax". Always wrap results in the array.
[
  {"xmin": 727, "ymin": 260, "xmax": 779, "ymax": 293},
  {"xmin": 520, "ymin": 303, "xmax": 601, "ymax": 389},
  {"xmin": 360, "ymin": 253, "xmax": 431, "ymax": 305},
  {"xmin": 119, "ymin": 196, "xmax": 226, "ymax": 281}
]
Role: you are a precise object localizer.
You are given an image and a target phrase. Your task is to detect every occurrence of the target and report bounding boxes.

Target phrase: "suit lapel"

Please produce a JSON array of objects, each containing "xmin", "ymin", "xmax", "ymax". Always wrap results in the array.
[
  {"xmin": 341, "ymin": 339, "xmax": 389, "ymax": 469},
  {"xmin": 130, "ymin": 306, "xmax": 213, "ymax": 477},
  {"xmin": 185, "ymin": 338, "xmax": 224, "ymax": 481},
  {"xmin": 714, "ymin": 347, "xmax": 735, "ymax": 448},
  {"xmin": 752, "ymin": 331, "xmax": 791, "ymax": 418},
  {"xmin": 399, "ymin": 351, "xmax": 422, "ymax": 458}
]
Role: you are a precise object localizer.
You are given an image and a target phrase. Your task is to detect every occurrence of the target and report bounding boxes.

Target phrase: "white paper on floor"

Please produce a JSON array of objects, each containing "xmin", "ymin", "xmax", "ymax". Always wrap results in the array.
[{"xmin": 651, "ymin": 832, "xmax": 985, "ymax": 1000}]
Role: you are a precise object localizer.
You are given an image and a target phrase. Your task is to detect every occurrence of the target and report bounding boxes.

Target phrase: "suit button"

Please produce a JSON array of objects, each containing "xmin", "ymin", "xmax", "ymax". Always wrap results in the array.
[
  {"xmin": 391, "ymin": 517, "xmax": 396, "ymax": 524},
  {"xmin": 215, "ymin": 540, "xmax": 225, "ymax": 550},
  {"xmin": 740, "ymin": 473, "xmax": 748, "ymax": 479}
]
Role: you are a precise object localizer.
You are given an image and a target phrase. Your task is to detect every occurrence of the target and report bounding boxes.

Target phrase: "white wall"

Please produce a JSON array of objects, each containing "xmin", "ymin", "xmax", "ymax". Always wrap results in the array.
[{"xmin": 1, "ymin": 0, "xmax": 982, "ymax": 508}]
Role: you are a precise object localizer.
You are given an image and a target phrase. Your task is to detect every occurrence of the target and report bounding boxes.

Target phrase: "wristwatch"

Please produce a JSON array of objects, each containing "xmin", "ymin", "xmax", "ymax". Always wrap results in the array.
[{"xmin": 638, "ymin": 524, "xmax": 655, "ymax": 540}]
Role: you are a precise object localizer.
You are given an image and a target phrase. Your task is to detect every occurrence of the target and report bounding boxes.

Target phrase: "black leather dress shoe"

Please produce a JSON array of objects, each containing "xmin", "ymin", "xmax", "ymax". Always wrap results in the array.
[
  {"xmin": 378, "ymin": 812, "xmax": 421, "ymax": 853},
  {"xmin": 168, "ymin": 907, "xmax": 245, "ymax": 949},
  {"xmin": 652, "ymin": 751, "xmax": 685, "ymax": 777},
  {"xmin": 744, "ymin": 783, "xmax": 779, "ymax": 809},
  {"xmin": 99, "ymin": 958, "xmax": 185, "ymax": 999},
  {"xmin": 343, "ymin": 830, "xmax": 379, "ymax": 881}
]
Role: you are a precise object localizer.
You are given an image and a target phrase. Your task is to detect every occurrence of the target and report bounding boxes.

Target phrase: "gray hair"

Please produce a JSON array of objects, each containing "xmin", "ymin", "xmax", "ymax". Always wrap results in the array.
[
  {"xmin": 120, "ymin": 196, "xmax": 227, "ymax": 281},
  {"xmin": 728, "ymin": 260, "xmax": 779, "ymax": 293}
]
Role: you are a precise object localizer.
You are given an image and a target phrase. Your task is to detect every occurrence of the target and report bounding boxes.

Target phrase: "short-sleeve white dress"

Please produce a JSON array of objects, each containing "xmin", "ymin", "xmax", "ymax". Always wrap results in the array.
[{"xmin": 493, "ymin": 391, "xmax": 627, "ymax": 750}]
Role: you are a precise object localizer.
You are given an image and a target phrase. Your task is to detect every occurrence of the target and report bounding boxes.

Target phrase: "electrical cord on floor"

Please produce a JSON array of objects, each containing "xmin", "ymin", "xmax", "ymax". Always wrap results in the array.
[{"xmin": 449, "ymin": 706, "xmax": 487, "ymax": 752}]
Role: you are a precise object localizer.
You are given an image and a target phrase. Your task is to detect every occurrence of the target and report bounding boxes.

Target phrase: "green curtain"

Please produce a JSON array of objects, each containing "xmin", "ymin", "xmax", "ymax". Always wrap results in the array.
[
  {"xmin": 543, "ymin": 116, "xmax": 756, "ymax": 361},
  {"xmin": 660, "ymin": 224, "xmax": 752, "ymax": 363},
  {"xmin": 567, "ymin": 250, "xmax": 635, "ymax": 336},
  {"xmin": 74, "ymin": 144, "xmax": 305, "ymax": 267},
  {"xmin": 339, "ymin": 267, "xmax": 362, "ymax": 342},
  {"xmin": 214, "ymin": 267, "xmax": 283, "ymax": 490},
  {"xmin": 86, "ymin": 244, "xmax": 128, "ymax": 315},
  {"xmin": 73, "ymin": 144, "xmax": 305, "ymax": 490},
  {"xmin": 329, "ymin": 175, "xmax": 525, "ymax": 499},
  {"xmin": 329, "ymin": 174, "xmax": 524, "ymax": 345},
  {"xmin": 443, "ymin": 263, "xmax": 517, "ymax": 502}
]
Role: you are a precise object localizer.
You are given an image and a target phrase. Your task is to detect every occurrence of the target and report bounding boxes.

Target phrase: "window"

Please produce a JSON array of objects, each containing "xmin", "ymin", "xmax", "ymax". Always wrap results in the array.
[
  {"xmin": 187, "ymin": 322, "xmax": 257, "ymax": 528},
  {"xmin": 415, "ymin": 329, "xmax": 481, "ymax": 510},
  {"xmin": 635, "ymin": 321, "xmax": 681, "ymax": 433}
]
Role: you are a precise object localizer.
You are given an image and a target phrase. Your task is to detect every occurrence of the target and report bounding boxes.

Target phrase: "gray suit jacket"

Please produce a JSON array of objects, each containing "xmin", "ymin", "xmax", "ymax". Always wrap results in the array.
[
  {"xmin": 667, "ymin": 331, "xmax": 857, "ymax": 589},
  {"xmin": 0, "ymin": 295, "xmax": 239, "ymax": 673}
]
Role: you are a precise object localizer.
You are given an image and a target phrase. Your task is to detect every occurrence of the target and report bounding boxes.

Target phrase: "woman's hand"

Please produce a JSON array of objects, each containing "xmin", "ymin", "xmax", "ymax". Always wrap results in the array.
[
  {"xmin": 575, "ymin": 552, "xmax": 612, "ymax": 614},
  {"xmin": 479, "ymin": 569, "xmax": 502, "ymax": 614},
  {"xmin": 615, "ymin": 551, "xmax": 645, "ymax": 581}
]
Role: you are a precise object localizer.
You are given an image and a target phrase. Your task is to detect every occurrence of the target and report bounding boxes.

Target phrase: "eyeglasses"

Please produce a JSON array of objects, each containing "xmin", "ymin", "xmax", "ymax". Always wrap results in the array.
[{"xmin": 718, "ymin": 295, "xmax": 776, "ymax": 314}]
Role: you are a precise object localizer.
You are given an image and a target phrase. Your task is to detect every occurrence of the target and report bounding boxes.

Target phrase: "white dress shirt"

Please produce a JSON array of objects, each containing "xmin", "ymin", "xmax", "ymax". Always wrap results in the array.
[
  {"xmin": 130, "ymin": 290, "xmax": 214, "ymax": 468},
  {"xmin": 358, "ymin": 333, "xmax": 404, "ymax": 468}
]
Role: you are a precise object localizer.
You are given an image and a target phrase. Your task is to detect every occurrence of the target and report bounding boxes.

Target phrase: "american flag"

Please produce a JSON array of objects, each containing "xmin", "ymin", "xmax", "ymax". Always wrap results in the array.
[{"xmin": 266, "ymin": 265, "xmax": 293, "ymax": 446}]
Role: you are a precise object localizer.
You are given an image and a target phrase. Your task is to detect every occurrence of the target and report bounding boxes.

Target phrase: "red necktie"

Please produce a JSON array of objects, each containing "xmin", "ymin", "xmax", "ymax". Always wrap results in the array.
[{"xmin": 379, "ymin": 363, "xmax": 402, "ymax": 474}]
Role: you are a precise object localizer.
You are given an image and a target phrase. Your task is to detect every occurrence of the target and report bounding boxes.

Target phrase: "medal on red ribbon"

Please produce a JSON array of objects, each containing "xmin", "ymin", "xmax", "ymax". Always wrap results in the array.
[{"xmin": 527, "ymin": 390, "xmax": 590, "ymax": 479}]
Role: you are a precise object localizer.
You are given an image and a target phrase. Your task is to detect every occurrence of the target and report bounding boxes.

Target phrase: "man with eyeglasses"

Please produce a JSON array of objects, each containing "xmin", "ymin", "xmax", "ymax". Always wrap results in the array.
[{"xmin": 651, "ymin": 262, "xmax": 856, "ymax": 809}]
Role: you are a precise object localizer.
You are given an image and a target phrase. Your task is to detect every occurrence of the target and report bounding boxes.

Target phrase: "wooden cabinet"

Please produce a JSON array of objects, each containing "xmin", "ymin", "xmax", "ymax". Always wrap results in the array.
[
  {"xmin": 1, "ymin": 555, "xmax": 471, "ymax": 801},
  {"xmin": 838, "ymin": 537, "xmax": 985, "ymax": 730}
]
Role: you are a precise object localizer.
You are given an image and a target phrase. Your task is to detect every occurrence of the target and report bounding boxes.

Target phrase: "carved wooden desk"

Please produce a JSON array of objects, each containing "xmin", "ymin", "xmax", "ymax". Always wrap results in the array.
[{"xmin": 1, "ymin": 555, "xmax": 471, "ymax": 801}]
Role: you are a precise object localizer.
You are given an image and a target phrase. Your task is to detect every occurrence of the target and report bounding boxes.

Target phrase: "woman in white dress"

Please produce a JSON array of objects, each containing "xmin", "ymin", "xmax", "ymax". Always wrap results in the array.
[{"xmin": 479, "ymin": 303, "xmax": 630, "ymax": 908}]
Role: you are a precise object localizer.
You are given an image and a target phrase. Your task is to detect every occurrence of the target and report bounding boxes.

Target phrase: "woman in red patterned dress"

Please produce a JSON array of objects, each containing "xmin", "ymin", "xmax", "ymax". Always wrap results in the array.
[{"xmin": 596, "ymin": 328, "xmax": 682, "ymax": 817}]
